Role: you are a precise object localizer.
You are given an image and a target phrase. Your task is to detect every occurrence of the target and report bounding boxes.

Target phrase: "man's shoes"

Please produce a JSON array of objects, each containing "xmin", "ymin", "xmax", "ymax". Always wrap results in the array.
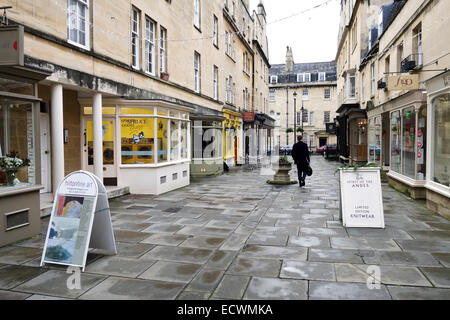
[{"xmin": 299, "ymin": 179, "xmax": 305, "ymax": 187}]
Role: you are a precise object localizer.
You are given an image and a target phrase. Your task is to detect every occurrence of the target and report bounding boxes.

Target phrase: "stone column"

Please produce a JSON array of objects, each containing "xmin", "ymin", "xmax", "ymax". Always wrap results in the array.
[
  {"xmin": 93, "ymin": 93, "xmax": 103, "ymax": 181},
  {"xmin": 51, "ymin": 84, "xmax": 64, "ymax": 193}
]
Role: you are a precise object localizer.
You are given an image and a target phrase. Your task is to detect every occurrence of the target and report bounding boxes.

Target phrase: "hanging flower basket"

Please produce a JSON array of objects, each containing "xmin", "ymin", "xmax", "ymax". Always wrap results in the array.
[{"xmin": 286, "ymin": 128, "xmax": 294, "ymax": 133}]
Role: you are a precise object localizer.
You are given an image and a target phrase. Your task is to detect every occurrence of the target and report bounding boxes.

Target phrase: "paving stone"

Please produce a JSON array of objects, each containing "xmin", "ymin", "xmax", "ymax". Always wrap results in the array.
[
  {"xmin": 112, "ymin": 220, "xmax": 152, "ymax": 231},
  {"xmin": 220, "ymin": 234, "xmax": 249, "ymax": 251},
  {"xmin": 113, "ymin": 230, "xmax": 151, "ymax": 243},
  {"xmin": 85, "ymin": 256, "xmax": 156, "ymax": 278},
  {"xmin": 138, "ymin": 261, "xmax": 202, "ymax": 283},
  {"xmin": 177, "ymin": 291, "xmax": 211, "ymax": 300},
  {"xmin": 396, "ymin": 240, "xmax": 450, "ymax": 253},
  {"xmin": 408, "ymin": 230, "xmax": 450, "ymax": 241},
  {"xmin": 431, "ymin": 253, "xmax": 450, "ymax": 268},
  {"xmin": 108, "ymin": 242, "xmax": 154, "ymax": 258},
  {"xmin": 186, "ymin": 269, "xmax": 224, "ymax": 292},
  {"xmin": 141, "ymin": 234, "xmax": 190, "ymax": 246},
  {"xmin": 254, "ymin": 226, "xmax": 299, "ymax": 236},
  {"xmin": 388, "ymin": 286, "xmax": 450, "ymax": 300},
  {"xmin": 79, "ymin": 277, "xmax": 184, "ymax": 300},
  {"xmin": 142, "ymin": 246, "xmax": 214, "ymax": 264},
  {"xmin": 335, "ymin": 263, "xmax": 372, "ymax": 283},
  {"xmin": 205, "ymin": 250, "xmax": 237, "ymax": 270},
  {"xmin": 227, "ymin": 258, "xmax": 282, "ymax": 277},
  {"xmin": 280, "ymin": 261, "xmax": 335, "ymax": 281},
  {"xmin": 176, "ymin": 218, "xmax": 210, "ymax": 226},
  {"xmin": 212, "ymin": 275, "xmax": 250, "ymax": 299},
  {"xmin": 177, "ymin": 226, "xmax": 234, "ymax": 237},
  {"xmin": 247, "ymin": 234, "xmax": 288, "ymax": 246},
  {"xmin": 363, "ymin": 251, "xmax": 441, "ymax": 267},
  {"xmin": 346, "ymin": 228, "xmax": 412, "ymax": 239},
  {"xmin": 243, "ymin": 277, "xmax": 307, "ymax": 300},
  {"xmin": 0, "ymin": 247, "xmax": 42, "ymax": 265},
  {"xmin": 14, "ymin": 270, "xmax": 106, "ymax": 299},
  {"xmin": 288, "ymin": 236, "xmax": 330, "ymax": 248},
  {"xmin": 0, "ymin": 265, "xmax": 46, "ymax": 289},
  {"xmin": 420, "ymin": 267, "xmax": 450, "ymax": 288},
  {"xmin": 180, "ymin": 236, "xmax": 226, "ymax": 249},
  {"xmin": 330, "ymin": 237, "xmax": 401, "ymax": 251},
  {"xmin": 141, "ymin": 223, "xmax": 185, "ymax": 234},
  {"xmin": 309, "ymin": 248, "xmax": 367, "ymax": 264},
  {"xmin": 356, "ymin": 265, "xmax": 432, "ymax": 287},
  {"xmin": 0, "ymin": 289, "xmax": 31, "ymax": 300},
  {"xmin": 14, "ymin": 235, "xmax": 45, "ymax": 249},
  {"xmin": 240, "ymin": 245, "xmax": 307, "ymax": 261},
  {"xmin": 300, "ymin": 227, "xmax": 347, "ymax": 237},
  {"xmin": 26, "ymin": 294, "xmax": 74, "ymax": 300},
  {"xmin": 309, "ymin": 281, "xmax": 391, "ymax": 300},
  {"xmin": 204, "ymin": 220, "xmax": 241, "ymax": 229}
]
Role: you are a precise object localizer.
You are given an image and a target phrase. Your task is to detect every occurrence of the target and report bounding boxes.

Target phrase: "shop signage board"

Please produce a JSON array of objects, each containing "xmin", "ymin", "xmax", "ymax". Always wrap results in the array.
[
  {"xmin": 243, "ymin": 112, "xmax": 255, "ymax": 122},
  {"xmin": 0, "ymin": 25, "xmax": 24, "ymax": 66},
  {"xmin": 41, "ymin": 171, "xmax": 117, "ymax": 271},
  {"xmin": 339, "ymin": 168, "xmax": 385, "ymax": 228},
  {"xmin": 388, "ymin": 74, "xmax": 420, "ymax": 91}
]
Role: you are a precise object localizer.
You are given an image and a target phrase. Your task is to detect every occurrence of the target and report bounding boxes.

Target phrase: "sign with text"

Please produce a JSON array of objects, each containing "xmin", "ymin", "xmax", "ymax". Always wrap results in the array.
[
  {"xmin": 41, "ymin": 171, "xmax": 117, "ymax": 271},
  {"xmin": 339, "ymin": 168, "xmax": 385, "ymax": 228},
  {"xmin": 243, "ymin": 112, "xmax": 255, "ymax": 122},
  {"xmin": 0, "ymin": 25, "xmax": 24, "ymax": 66},
  {"xmin": 388, "ymin": 74, "xmax": 420, "ymax": 91}
]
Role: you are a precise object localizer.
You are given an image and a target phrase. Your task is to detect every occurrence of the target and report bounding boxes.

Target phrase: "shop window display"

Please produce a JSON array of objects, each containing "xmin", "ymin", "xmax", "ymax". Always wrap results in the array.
[
  {"xmin": 0, "ymin": 102, "xmax": 35, "ymax": 187},
  {"xmin": 121, "ymin": 118, "xmax": 155, "ymax": 164},
  {"xmin": 170, "ymin": 120, "xmax": 179, "ymax": 161},
  {"xmin": 157, "ymin": 118, "xmax": 168, "ymax": 163},
  {"xmin": 402, "ymin": 107, "xmax": 416, "ymax": 179},
  {"xmin": 391, "ymin": 111, "xmax": 401, "ymax": 173},
  {"xmin": 192, "ymin": 120, "xmax": 222, "ymax": 160},
  {"xmin": 433, "ymin": 94, "xmax": 450, "ymax": 187},
  {"xmin": 417, "ymin": 106, "xmax": 427, "ymax": 180},
  {"xmin": 368, "ymin": 117, "xmax": 382, "ymax": 165}
]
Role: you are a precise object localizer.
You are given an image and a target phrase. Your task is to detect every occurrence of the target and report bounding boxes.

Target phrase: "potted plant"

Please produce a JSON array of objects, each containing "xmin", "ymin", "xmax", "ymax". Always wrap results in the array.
[
  {"xmin": 286, "ymin": 128, "xmax": 294, "ymax": 133},
  {"xmin": 160, "ymin": 72, "xmax": 169, "ymax": 81},
  {"xmin": 296, "ymin": 127, "xmax": 304, "ymax": 133},
  {"xmin": 0, "ymin": 151, "xmax": 31, "ymax": 186}
]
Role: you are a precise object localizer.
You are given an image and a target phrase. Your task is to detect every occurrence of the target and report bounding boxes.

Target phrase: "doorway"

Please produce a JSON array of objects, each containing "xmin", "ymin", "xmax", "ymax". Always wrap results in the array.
[
  {"xmin": 319, "ymin": 137, "xmax": 327, "ymax": 147},
  {"xmin": 83, "ymin": 118, "xmax": 117, "ymax": 185},
  {"xmin": 40, "ymin": 113, "xmax": 51, "ymax": 193}
]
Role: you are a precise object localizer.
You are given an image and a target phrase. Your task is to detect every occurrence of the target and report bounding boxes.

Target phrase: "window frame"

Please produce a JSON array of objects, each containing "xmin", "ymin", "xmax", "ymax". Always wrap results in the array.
[
  {"xmin": 131, "ymin": 7, "xmax": 140, "ymax": 70},
  {"xmin": 144, "ymin": 17, "xmax": 156, "ymax": 76},
  {"xmin": 160, "ymin": 27, "xmax": 167, "ymax": 74},
  {"xmin": 194, "ymin": 51, "xmax": 201, "ymax": 93},
  {"xmin": 67, "ymin": 0, "xmax": 90, "ymax": 50}
]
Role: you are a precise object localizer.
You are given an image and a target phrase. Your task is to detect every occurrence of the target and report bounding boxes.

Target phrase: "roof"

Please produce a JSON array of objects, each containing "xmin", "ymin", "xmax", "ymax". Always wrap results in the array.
[{"xmin": 269, "ymin": 61, "xmax": 336, "ymax": 76}]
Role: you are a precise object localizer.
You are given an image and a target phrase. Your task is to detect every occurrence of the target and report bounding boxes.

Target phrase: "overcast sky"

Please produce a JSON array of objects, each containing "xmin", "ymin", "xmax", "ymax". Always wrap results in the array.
[{"xmin": 249, "ymin": 0, "xmax": 340, "ymax": 65}]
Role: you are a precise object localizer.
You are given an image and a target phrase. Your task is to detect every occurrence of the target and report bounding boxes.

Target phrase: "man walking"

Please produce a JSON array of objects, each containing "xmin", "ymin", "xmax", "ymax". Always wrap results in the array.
[{"xmin": 292, "ymin": 135, "xmax": 310, "ymax": 187}]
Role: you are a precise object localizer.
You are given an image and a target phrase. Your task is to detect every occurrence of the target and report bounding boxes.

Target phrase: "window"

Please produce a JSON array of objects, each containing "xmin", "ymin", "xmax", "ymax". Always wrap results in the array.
[
  {"xmin": 194, "ymin": 0, "xmax": 200, "ymax": 29},
  {"xmin": 131, "ymin": 7, "xmax": 140, "ymax": 69},
  {"xmin": 194, "ymin": 52, "xmax": 201, "ymax": 93},
  {"xmin": 226, "ymin": 76, "xmax": 233, "ymax": 103},
  {"xmin": 304, "ymin": 73, "xmax": 311, "ymax": 82},
  {"xmin": 160, "ymin": 27, "xmax": 167, "ymax": 73},
  {"xmin": 226, "ymin": 32, "xmax": 233, "ymax": 58},
  {"xmin": 324, "ymin": 111, "xmax": 330, "ymax": 124},
  {"xmin": 213, "ymin": 66, "xmax": 218, "ymax": 100},
  {"xmin": 144, "ymin": 17, "xmax": 156, "ymax": 75},
  {"xmin": 352, "ymin": 20, "xmax": 357, "ymax": 50},
  {"xmin": 391, "ymin": 111, "xmax": 402, "ymax": 173},
  {"xmin": 269, "ymin": 90, "xmax": 275, "ymax": 102},
  {"xmin": 297, "ymin": 112, "xmax": 301, "ymax": 125},
  {"xmin": 297, "ymin": 73, "xmax": 311, "ymax": 83},
  {"xmin": 67, "ymin": 0, "xmax": 89, "ymax": 49},
  {"xmin": 361, "ymin": 72, "xmax": 366, "ymax": 100},
  {"xmin": 397, "ymin": 42, "xmax": 404, "ymax": 72},
  {"xmin": 402, "ymin": 107, "xmax": 416, "ymax": 179},
  {"xmin": 310, "ymin": 112, "xmax": 314, "ymax": 126},
  {"xmin": 433, "ymin": 94, "xmax": 450, "ymax": 187},
  {"xmin": 302, "ymin": 89, "xmax": 309, "ymax": 100},
  {"xmin": 371, "ymin": 63, "xmax": 375, "ymax": 97},
  {"xmin": 324, "ymin": 88, "xmax": 331, "ymax": 100},
  {"xmin": 270, "ymin": 76, "xmax": 278, "ymax": 84},
  {"xmin": 170, "ymin": 120, "xmax": 179, "ymax": 161},
  {"xmin": 0, "ymin": 102, "xmax": 36, "ymax": 187},
  {"xmin": 302, "ymin": 109, "xmax": 308, "ymax": 124},
  {"xmin": 319, "ymin": 72, "xmax": 326, "ymax": 82},
  {"xmin": 213, "ymin": 15, "xmax": 218, "ymax": 47},
  {"xmin": 310, "ymin": 135, "xmax": 314, "ymax": 148},
  {"xmin": 348, "ymin": 72, "xmax": 356, "ymax": 98},
  {"xmin": 413, "ymin": 23, "xmax": 423, "ymax": 66}
]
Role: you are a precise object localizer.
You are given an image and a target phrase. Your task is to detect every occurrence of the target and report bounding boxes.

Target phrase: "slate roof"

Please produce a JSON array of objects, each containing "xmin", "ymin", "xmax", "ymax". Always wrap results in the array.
[{"xmin": 269, "ymin": 61, "xmax": 337, "ymax": 83}]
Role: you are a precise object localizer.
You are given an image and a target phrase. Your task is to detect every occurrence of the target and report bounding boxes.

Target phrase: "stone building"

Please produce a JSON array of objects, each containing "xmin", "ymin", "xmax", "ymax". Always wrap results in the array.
[
  {"xmin": 268, "ymin": 47, "xmax": 337, "ymax": 150},
  {"xmin": 336, "ymin": 0, "xmax": 450, "ymax": 218},
  {"xmin": 0, "ymin": 0, "xmax": 271, "ymax": 246}
]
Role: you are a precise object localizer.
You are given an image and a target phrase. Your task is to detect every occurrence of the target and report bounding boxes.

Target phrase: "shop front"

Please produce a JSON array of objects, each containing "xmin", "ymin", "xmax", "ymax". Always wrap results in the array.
[
  {"xmin": 191, "ymin": 114, "xmax": 225, "ymax": 177},
  {"xmin": 79, "ymin": 99, "xmax": 192, "ymax": 195},
  {"xmin": 424, "ymin": 70, "xmax": 450, "ymax": 218},
  {"xmin": 0, "ymin": 25, "xmax": 51, "ymax": 246},
  {"xmin": 222, "ymin": 109, "xmax": 243, "ymax": 168},
  {"xmin": 367, "ymin": 112, "xmax": 390, "ymax": 169},
  {"xmin": 375, "ymin": 91, "xmax": 427, "ymax": 199}
]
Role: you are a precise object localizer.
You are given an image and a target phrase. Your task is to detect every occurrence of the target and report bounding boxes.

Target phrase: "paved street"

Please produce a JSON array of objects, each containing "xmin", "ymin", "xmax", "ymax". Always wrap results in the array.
[{"xmin": 1, "ymin": 156, "xmax": 450, "ymax": 300}]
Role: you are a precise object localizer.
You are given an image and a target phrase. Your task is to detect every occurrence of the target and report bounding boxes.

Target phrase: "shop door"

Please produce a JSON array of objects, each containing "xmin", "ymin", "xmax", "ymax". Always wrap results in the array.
[
  {"xmin": 83, "ymin": 118, "xmax": 117, "ymax": 185},
  {"xmin": 40, "ymin": 113, "xmax": 51, "ymax": 193},
  {"xmin": 319, "ymin": 138, "xmax": 327, "ymax": 147}
]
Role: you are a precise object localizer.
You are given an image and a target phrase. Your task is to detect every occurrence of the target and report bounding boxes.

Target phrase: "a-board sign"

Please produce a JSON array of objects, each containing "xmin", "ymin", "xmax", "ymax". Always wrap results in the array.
[
  {"xmin": 339, "ymin": 168, "xmax": 385, "ymax": 228},
  {"xmin": 41, "ymin": 171, "xmax": 117, "ymax": 271}
]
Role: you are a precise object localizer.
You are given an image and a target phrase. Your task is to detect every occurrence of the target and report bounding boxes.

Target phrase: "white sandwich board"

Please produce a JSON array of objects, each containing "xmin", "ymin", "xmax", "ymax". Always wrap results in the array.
[
  {"xmin": 41, "ymin": 171, "xmax": 117, "ymax": 271},
  {"xmin": 339, "ymin": 168, "xmax": 385, "ymax": 228}
]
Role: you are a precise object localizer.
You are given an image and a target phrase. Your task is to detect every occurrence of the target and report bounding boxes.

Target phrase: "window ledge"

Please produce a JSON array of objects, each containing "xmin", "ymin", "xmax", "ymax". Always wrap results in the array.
[
  {"xmin": 120, "ymin": 159, "xmax": 190, "ymax": 169},
  {"xmin": 0, "ymin": 185, "xmax": 44, "ymax": 198}
]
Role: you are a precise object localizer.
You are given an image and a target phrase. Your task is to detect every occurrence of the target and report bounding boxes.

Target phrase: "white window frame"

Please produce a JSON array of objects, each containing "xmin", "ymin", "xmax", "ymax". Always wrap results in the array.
[
  {"xmin": 371, "ymin": 64, "xmax": 375, "ymax": 97},
  {"xmin": 67, "ymin": 0, "xmax": 90, "ymax": 50},
  {"xmin": 269, "ymin": 89, "xmax": 275, "ymax": 102},
  {"xmin": 144, "ymin": 17, "xmax": 156, "ymax": 75},
  {"xmin": 194, "ymin": 0, "xmax": 200, "ymax": 29},
  {"xmin": 319, "ymin": 72, "xmax": 326, "ymax": 82},
  {"xmin": 324, "ymin": 111, "xmax": 330, "ymax": 124},
  {"xmin": 310, "ymin": 111, "xmax": 314, "ymax": 126},
  {"xmin": 302, "ymin": 89, "xmax": 309, "ymax": 100},
  {"xmin": 213, "ymin": 66, "xmax": 218, "ymax": 100},
  {"xmin": 194, "ymin": 52, "xmax": 201, "ymax": 93},
  {"xmin": 324, "ymin": 88, "xmax": 331, "ymax": 100},
  {"xmin": 131, "ymin": 7, "xmax": 140, "ymax": 70},
  {"xmin": 304, "ymin": 73, "xmax": 311, "ymax": 82},
  {"xmin": 213, "ymin": 15, "xmax": 218, "ymax": 47},
  {"xmin": 160, "ymin": 27, "xmax": 167, "ymax": 73},
  {"xmin": 270, "ymin": 76, "xmax": 278, "ymax": 84}
]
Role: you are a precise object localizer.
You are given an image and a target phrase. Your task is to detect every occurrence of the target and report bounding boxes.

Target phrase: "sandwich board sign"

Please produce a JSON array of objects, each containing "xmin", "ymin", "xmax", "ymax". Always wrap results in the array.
[
  {"xmin": 339, "ymin": 168, "xmax": 385, "ymax": 228},
  {"xmin": 41, "ymin": 171, "xmax": 117, "ymax": 271}
]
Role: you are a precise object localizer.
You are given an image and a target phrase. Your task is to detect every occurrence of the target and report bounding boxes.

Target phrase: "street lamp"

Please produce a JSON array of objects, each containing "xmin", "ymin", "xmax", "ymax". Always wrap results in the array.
[
  {"xmin": 293, "ymin": 91, "xmax": 297, "ymax": 142},
  {"xmin": 301, "ymin": 98, "xmax": 304, "ymax": 130}
]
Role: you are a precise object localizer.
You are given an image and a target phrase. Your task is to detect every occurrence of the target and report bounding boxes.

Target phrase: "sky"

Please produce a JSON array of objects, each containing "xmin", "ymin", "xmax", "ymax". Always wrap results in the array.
[{"xmin": 249, "ymin": 0, "xmax": 341, "ymax": 65}]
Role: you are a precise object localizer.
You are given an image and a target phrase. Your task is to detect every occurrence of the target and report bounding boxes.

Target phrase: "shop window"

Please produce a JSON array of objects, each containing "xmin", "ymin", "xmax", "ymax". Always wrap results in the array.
[
  {"xmin": 192, "ymin": 121, "xmax": 222, "ymax": 160},
  {"xmin": 391, "ymin": 111, "xmax": 402, "ymax": 173},
  {"xmin": 0, "ymin": 78, "xmax": 33, "ymax": 96},
  {"xmin": 87, "ymin": 120, "xmax": 115, "ymax": 166},
  {"xmin": 417, "ymin": 106, "xmax": 427, "ymax": 180},
  {"xmin": 181, "ymin": 122, "xmax": 189, "ymax": 159},
  {"xmin": 83, "ymin": 107, "xmax": 116, "ymax": 115},
  {"xmin": 402, "ymin": 107, "xmax": 416, "ymax": 179},
  {"xmin": 121, "ymin": 107, "xmax": 153, "ymax": 115},
  {"xmin": 368, "ymin": 117, "xmax": 382, "ymax": 165},
  {"xmin": 157, "ymin": 118, "xmax": 168, "ymax": 163},
  {"xmin": 0, "ymin": 102, "xmax": 35, "ymax": 187},
  {"xmin": 433, "ymin": 94, "xmax": 450, "ymax": 187},
  {"xmin": 170, "ymin": 120, "xmax": 180, "ymax": 161},
  {"xmin": 121, "ymin": 118, "xmax": 155, "ymax": 164},
  {"xmin": 157, "ymin": 108, "xmax": 169, "ymax": 116}
]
